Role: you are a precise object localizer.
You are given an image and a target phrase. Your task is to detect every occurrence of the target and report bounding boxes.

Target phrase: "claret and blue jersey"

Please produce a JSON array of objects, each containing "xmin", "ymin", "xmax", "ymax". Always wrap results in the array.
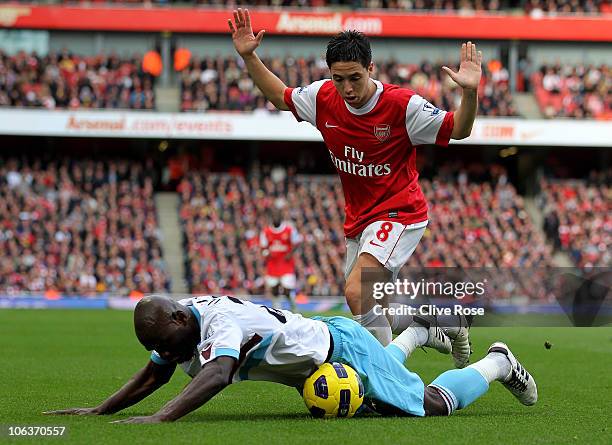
[
  {"xmin": 150, "ymin": 296, "xmax": 428, "ymax": 417},
  {"xmin": 150, "ymin": 296, "xmax": 331, "ymax": 388}
]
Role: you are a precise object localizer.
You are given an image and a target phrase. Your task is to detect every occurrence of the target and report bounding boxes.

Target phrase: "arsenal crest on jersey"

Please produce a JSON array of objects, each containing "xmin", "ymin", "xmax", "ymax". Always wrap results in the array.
[{"xmin": 374, "ymin": 124, "xmax": 391, "ymax": 142}]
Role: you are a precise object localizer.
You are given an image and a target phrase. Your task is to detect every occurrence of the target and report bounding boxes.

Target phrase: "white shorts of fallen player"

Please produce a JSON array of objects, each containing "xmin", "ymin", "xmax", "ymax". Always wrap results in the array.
[
  {"xmin": 265, "ymin": 274, "xmax": 297, "ymax": 290},
  {"xmin": 344, "ymin": 220, "xmax": 428, "ymax": 281}
]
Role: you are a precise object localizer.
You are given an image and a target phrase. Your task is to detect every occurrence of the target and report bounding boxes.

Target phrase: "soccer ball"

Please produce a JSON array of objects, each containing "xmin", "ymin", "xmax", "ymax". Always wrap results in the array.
[{"xmin": 302, "ymin": 362, "xmax": 364, "ymax": 418}]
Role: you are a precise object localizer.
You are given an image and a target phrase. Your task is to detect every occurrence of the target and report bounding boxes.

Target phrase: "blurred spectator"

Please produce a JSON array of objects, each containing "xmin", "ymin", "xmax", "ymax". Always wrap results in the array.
[
  {"xmin": 526, "ymin": 0, "xmax": 609, "ymax": 16},
  {"xmin": 0, "ymin": 50, "xmax": 156, "ymax": 110},
  {"xmin": 180, "ymin": 55, "xmax": 518, "ymax": 116},
  {"xmin": 530, "ymin": 63, "xmax": 611, "ymax": 119},
  {"xmin": 0, "ymin": 157, "xmax": 171, "ymax": 295},
  {"xmin": 538, "ymin": 175, "xmax": 611, "ymax": 267}
]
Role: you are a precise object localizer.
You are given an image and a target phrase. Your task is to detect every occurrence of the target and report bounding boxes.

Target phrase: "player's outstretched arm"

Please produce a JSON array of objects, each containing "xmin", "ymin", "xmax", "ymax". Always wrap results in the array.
[
  {"xmin": 112, "ymin": 356, "xmax": 236, "ymax": 424},
  {"xmin": 442, "ymin": 42, "xmax": 482, "ymax": 140},
  {"xmin": 228, "ymin": 8, "xmax": 289, "ymax": 111},
  {"xmin": 43, "ymin": 360, "xmax": 176, "ymax": 416}
]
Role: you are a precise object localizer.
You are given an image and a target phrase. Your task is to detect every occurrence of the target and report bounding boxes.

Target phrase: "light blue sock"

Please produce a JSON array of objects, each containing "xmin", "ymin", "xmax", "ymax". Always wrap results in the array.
[
  {"xmin": 429, "ymin": 368, "xmax": 489, "ymax": 413},
  {"xmin": 385, "ymin": 343, "xmax": 407, "ymax": 364}
]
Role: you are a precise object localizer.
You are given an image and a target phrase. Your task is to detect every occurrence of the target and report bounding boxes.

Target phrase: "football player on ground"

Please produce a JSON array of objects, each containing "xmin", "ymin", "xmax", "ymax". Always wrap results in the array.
[
  {"xmin": 227, "ymin": 9, "xmax": 477, "ymax": 361},
  {"xmin": 45, "ymin": 296, "xmax": 537, "ymax": 423},
  {"xmin": 260, "ymin": 208, "xmax": 301, "ymax": 311}
]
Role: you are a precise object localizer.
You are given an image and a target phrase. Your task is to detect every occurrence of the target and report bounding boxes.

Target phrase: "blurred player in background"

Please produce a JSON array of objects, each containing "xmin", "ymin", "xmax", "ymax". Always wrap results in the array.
[
  {"xmin": 228, "ymin": 9, "xmax": 479, "ymax": 361},
  {"xmin": 260, "ymin": 207, "xmax": 301, "ymax": 311}
]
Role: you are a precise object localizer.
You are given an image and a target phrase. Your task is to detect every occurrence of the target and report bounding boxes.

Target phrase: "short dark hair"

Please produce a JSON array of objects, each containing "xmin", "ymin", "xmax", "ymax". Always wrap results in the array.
[{"xmin": 325, "ymin": 30, "xmax": 372, "ymax": 69}]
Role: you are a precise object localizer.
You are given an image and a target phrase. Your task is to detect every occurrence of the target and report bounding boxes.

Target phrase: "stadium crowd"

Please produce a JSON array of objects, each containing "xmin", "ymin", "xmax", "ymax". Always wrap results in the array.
[
  {"xmin": 179, "ymin": 162, "xmax": 552, "ymax": 298},
  {"xmin": 410, "ymin": 164, "xmax": 554, "ymax": 302},
  {"xmin": 525, "ymin": 0, "xmax": 610, "ymax": 15},
  {"xmin": 530, "ymin": 63, "xmax": 611, "ymax": 119},
  {"xmin": 178, "ymin": 167, "xmax": 346, "ymax": 297},
  {"xmin": 60, "ymin": 0, "xmax": 611, "ymax": 14},
  {"xmin": 409, "ymin": 163, "xmax": 552, "ymax": 269},
  {"xmin": 191, "ymin": 0, "xmax": 506, "ymax": 10},
  {"xmin": 180, "ymin": 55, "xmax": 518, "ymax": 116},
  {"xmin": 0, "ymin": 50, "xmax": 155, "ymax": 110},
  {"xmin": 0, "ymin": 158, "xmax": 171, "ymax": 296},
  {"xmin": 0, "ymin": 155, "xmax": 596, "ymax": 301},
  {"xmin": 539, "ymin": 173, "xmax": 611, "ymax": 267},
  {"xmin": 5, "ymin": 49, "xmax": 610, "ymax": 121}
]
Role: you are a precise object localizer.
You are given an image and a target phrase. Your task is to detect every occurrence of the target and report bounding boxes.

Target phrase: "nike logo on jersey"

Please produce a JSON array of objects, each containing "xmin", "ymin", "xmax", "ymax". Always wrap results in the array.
[
  {"xmin": 325, "ymin": 121, "xmax": 339, "ymax": 128},
  {"xmin": 369, "ymin": 240, "xmax": 383, "ymax": 248}
]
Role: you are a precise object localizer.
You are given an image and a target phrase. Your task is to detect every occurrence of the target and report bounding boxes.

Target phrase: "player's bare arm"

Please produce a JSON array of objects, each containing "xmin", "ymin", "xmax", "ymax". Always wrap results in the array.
[
  {"xmin": 228, "ymin": 8, "xmax": 289, "ymax": 111},
  {"xmin": 443, "ymin": 41, "xmax": 482, "ymax": 140},
  {"xmin": 112, "ymin": 356, "xmax": 236, "ymax": 424},
  {"xmin": 44, "ymin": 360, "xmax": 176, "ymax": 416}
]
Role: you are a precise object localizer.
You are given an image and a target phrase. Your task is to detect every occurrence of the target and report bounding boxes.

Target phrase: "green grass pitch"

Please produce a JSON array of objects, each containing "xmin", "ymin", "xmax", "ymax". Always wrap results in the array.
[{"xmin": 1, "ymin": 309, "xmax": 610, "ymax": 444}]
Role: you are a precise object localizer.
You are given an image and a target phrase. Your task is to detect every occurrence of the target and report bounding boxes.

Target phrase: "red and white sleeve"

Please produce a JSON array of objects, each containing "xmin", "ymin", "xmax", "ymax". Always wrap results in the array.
[
  {"xmin": 405, "ymin": 94, "xmax": 454, "ymax": 147},
  {"xmin": 283, "ymin": 79, "xmax": 327, "ymax": 126}
]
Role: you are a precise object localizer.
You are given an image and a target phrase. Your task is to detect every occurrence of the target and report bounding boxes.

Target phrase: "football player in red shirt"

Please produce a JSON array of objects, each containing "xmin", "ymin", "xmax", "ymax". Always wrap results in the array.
[
  {"xmin": 228, "ymin": 9, "xmax": 476, "ymax": 366},
  {"xmin": 260, "ymin": 208, "xmax": 301, "ymax": 311}
]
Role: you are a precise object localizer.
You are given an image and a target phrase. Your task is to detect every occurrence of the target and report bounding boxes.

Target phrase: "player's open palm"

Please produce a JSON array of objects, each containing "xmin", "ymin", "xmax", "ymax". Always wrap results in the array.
[
  {"xmin": 442, "ymin": 41, "xmax": 482, "ymax": 91},
  {"xmin": 228, "ymin": 8, "xmax": 265, "ymax": 57}
]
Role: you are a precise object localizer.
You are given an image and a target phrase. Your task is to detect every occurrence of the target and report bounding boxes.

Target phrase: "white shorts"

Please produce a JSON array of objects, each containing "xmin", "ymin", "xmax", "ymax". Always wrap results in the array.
[
  {"xmin": 265, "ymin": 274, "xmax": 297, "ymax": 290},
  {"xmin": 344, "ymin": 220, "xmax": 428, "ymax": 281}
]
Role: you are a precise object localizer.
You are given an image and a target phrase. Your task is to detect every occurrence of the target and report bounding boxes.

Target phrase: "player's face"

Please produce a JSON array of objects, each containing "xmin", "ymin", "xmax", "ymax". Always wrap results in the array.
[
  {"xmin": 153, "ymin": 329, "xmax": 195, "ymax": 363},
  {"xmin": 271, "ymin": 209, "xmax": 282, "ymax": 227},
  {"xmin": 330, "ymin": 61, "xmax": 375, "ymax": 108},
  {"xmin": 144, "ymin": 311, "xmax": 198, "ymax": 363}
]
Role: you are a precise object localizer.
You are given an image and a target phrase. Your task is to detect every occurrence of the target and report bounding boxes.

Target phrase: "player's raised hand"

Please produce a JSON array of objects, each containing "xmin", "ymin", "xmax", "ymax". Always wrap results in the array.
[
  {"xmin": 442, "ymin": 42, "xmax": 482, "ymax": 91},
  {"xmin": 43, "ymin": 407, "xmax": 102, "ymax": 415},
  {"xmin": 228, "ymin": 8, "xmax": 265, "ymax": 58}
]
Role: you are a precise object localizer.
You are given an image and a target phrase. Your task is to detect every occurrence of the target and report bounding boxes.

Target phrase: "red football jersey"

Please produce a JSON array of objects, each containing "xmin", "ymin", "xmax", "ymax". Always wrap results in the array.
[
  {"xmin": 284, "ymin": 79, "xmax": 454, "ymax": 238},
  {"xmin": 260, "ymin": 223, "xmax": 301, "ymax": 276}
]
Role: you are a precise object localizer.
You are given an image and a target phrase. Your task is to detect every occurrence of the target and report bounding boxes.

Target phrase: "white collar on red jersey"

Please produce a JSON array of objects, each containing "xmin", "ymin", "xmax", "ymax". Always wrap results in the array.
[
  {"xmin": 344, "ymin": 79, "xmax": 383, "ymax": 116},
  {"xmin": 269, "ymin": 222, "xmax": 287, "ymax": 233}
]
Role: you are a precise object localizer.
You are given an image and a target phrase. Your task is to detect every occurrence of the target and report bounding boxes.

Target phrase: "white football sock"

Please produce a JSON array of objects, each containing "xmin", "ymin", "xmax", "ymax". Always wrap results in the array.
[
  {"xmin": 271, "ymin": 296, "xmax": 282, "ymax": 310},
  {"xmin": 390, "ymin": 325, "xmax": 429, "ymax": 358},
  {"xmin": 387, "ymin": 303, "xmax": 414, "ymax": 334},
  {"xmin": 468, "ymin": 352, "xmax": 511, "ymax": 384},
  {"xmin": 286, "ymin": 293, "xmax": 296, "ymax": 311},
  {"xmin": 354, "ymin": 306, "xmax": 392, "ymax": 346}
]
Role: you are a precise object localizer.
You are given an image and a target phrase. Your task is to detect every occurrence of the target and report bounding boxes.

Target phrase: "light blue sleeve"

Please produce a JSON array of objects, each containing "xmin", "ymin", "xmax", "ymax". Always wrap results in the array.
[
  {"xmin": 214, "ymin": 348, "xmax": 240, "ymax": 360},
  {"xmin": 150, "ymin": 350, "xmax": 170, "ymax": 365}
]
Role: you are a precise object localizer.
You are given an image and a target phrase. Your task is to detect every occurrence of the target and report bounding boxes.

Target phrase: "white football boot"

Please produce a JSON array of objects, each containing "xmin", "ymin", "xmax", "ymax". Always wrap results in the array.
[{"xmin": 488, "ymin": 342, "xmax": 538, "ymax": 406}]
